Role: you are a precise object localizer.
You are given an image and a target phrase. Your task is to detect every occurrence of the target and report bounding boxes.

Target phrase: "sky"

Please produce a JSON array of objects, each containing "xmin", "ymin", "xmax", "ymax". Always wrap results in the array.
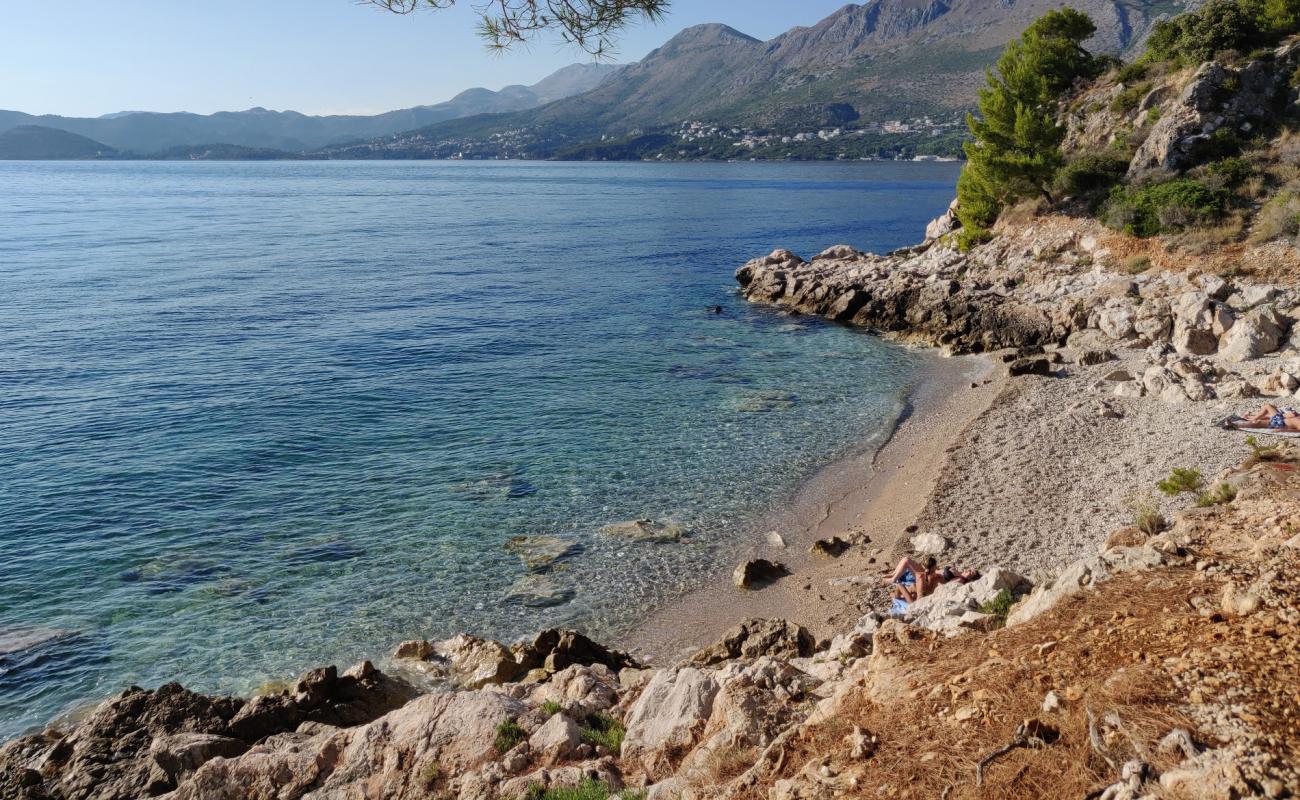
[{"xmin": 1, "ymin": 1, "xmax": 856, "ymax": 118}]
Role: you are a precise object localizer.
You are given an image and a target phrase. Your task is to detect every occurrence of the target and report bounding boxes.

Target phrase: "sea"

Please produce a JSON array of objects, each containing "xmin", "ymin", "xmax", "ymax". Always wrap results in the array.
[{"xmin": 0, "ymin": 159, "xmax": 961, "ymax": 739}]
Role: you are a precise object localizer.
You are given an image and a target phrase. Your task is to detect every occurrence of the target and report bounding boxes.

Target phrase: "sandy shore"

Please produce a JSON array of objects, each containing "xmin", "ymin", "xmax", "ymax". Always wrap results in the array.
[{"xmin": 624, "ymin": 349, "xmax": 1000, "ymax": 663}]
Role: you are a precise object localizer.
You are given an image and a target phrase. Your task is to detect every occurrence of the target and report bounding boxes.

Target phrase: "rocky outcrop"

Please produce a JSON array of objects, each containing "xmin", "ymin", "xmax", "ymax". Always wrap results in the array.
[
  {"xmin": 736, "ymin": 220, "xmax": 1300, "ymax": 404},
  {"xmin": 0, "ymin": 662, "xmax": 414, "ymax": 800},
  {"xmin": 690, "ymin": 618, "xmax": 816, "ymax": 666},
  {"xmin": 1130, "ymin": 42, "xmax": 1300, "ymax": 175}
]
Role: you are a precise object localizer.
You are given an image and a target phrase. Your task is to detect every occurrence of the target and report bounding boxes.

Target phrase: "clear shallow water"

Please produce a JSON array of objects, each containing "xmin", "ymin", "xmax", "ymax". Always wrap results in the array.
[{"xmin": 0, "ymin": 160, "xmax": 959, "ymax": 739}]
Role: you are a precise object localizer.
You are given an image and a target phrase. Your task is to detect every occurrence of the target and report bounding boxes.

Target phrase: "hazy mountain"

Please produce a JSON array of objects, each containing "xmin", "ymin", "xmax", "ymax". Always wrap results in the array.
[
  {"xmin": 351, "ymin": 0, "xmax": 1198, "ymax": 156},
  {"xmin": 0, "ymin": 62, "xmax": 621, "ymax": 155},
  {"xmin": 0, "ymin": 125, "xmax": 116, "ymax": 159}
]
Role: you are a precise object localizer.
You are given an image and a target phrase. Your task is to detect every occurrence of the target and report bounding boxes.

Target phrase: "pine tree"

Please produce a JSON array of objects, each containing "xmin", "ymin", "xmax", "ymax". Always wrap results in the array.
[{"xmin": 956, "ymin": 9, "xmax": 1102, "ymax": 249}]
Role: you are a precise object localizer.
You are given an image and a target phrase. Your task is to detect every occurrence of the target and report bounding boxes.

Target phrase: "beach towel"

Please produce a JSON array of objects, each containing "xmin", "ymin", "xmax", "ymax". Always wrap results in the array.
[{"xmin": 890, "ymin": 598, "xmax": 910, "ymax": 616}]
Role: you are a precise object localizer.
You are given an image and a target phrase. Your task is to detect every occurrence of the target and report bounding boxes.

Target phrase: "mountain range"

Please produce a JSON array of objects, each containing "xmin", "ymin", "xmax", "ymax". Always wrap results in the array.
[
  {"xmin": 0, "ymin": 63, "xmax": 621, "ymax": 156},
  {"xmin": 0, "ymin": 0, "xmax": 1199, "ymax": 161},
  {"xmin": 322, "ymin": 0, "xmax": 1200, "ymax": 160}
]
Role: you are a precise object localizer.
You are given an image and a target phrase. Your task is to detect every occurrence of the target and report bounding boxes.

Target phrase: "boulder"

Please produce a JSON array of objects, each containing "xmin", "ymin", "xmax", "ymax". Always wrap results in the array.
[
  {"xmin": 732, "ymin": 559, "xmax": 788, "ymax": 589},
  {"xmin": 393, "ymin": 640, "xmax": 433, "ymax": 660},
  {"xmin": 1219, "ymin": 306, "xmax": 1287, "ymax": 362},
  {"xmin": 813, "ymin": 244, "xmax": 862, "ymax": 261},
  {"xmin": 434, "ymin": 635, "xmax": 521, "ymax": 689},
  {"xmin": 182, "ymin": 691, "xmax": 527, "ymax": 799},
  {"xmin": 529, "ymin": 713, "xmax": 582, "ymax": 766},
  {"xmin": 809, "ymin": 536, "xmax": 850, "ymax": 557},
  {"xmin": 528, "ymin": 664, "xmax": 620, "ymax": 717},
  {"xmin": 909, "ymin": 532, "xmax": 949, "ymax": 556},
  {"xmin": 149, "ymin": 733, "xmax": 248, "ymax": 783},
  {"xmin": 1007, "ymin": 356, "xmax": 1052, "ymax": 377},
  {"xmin": 621, "ymin": 669, "xmax": 719, "ymax": 780},
  {"xmin": 691, "ymin": 618, "xmax": 816, "ymax": 666},
  {"xmin": 512, "ymin": 629, "xmax": 640, "ymax": 675},
  {"xmin": 1097, "ymin": 306, "xmax": 1136, "ymax": 340}
]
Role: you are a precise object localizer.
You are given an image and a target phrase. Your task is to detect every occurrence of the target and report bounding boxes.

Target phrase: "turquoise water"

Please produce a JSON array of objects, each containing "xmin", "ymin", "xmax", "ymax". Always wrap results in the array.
[{"xmin": 0, "ymin": 160, "xmax": 960, "ymax": 738}]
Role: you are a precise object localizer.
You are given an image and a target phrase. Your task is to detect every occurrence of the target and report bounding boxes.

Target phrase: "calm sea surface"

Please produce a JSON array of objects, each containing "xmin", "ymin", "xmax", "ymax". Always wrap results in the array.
[{"xmin": 0, "ymin": 160, "xmax": 960, "ymax": 738}]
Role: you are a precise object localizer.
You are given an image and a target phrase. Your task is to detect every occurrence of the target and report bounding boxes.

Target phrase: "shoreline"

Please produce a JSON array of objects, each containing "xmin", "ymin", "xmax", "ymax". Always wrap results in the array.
[{"xmin": 624, "ymin": 348, "xmax": 1000, "ymax": 663}]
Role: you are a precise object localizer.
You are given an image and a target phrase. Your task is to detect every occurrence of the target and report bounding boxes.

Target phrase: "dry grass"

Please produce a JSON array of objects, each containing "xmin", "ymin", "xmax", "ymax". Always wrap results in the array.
[{"xmin": 759, "ymin": 572, "xmax": 1215, "ymax": 800}]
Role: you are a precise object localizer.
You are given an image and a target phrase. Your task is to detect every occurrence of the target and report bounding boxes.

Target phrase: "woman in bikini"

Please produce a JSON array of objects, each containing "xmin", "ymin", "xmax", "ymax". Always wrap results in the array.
[{"xmin": 1225, "ymin": 404, "xmax": 1300, "ymax": 431}]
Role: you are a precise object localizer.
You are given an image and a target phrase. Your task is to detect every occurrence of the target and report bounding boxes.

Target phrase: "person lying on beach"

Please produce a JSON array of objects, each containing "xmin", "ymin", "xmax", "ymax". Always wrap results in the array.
[
  {"xmin": 941, "ymin": 565, "xmax": 981, "ymax": 584},
  {"xmin": 1222, "ymin": 404, "xmax": 1300, "ymax": 431},
  {"xmin": 885, "ymin": 556, "xmax": 943, "ymax": 603}
]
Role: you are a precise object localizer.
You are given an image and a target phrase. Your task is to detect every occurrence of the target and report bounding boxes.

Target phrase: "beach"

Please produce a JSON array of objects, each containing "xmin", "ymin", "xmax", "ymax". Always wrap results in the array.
[{"xmin": 626, "ymin": 349, "xmax": 1001, "ymax": 661}]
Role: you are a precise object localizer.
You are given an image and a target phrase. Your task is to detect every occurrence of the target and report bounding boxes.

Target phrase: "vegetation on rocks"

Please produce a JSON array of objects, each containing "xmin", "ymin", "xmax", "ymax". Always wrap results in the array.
[{"xmin": 956, "ymin": 9, "xmax": 1104, "ymax": 248}]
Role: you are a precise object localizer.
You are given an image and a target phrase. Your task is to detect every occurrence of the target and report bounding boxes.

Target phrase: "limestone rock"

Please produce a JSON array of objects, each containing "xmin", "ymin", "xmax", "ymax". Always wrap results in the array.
[
  {"xmin": 599, "ymin": 519, "xmax": 687, "ymax": 543},
  {"xmin": 529, "ymin": 713, "xmax": 582, "ymax": 766},
  {"xmin": 903, "ymin": 569, "xmax": 1032, "ymax": 634},
  {"xmin": 434, "ymin": 634, "xmax": 521, "ymax": 689},
  {"xmin": 909, "ymin": 532, "xmax": 949, "ymax": 556},
  {"xmin": 149, "ymin": 733, "xmax": 248, "ymax": 784},
  {"xmin": 393, "ymin": 640, "xmax": 433, "ymax": 660},
  {"xmin": 512, "ymin": 629, "xmax": 640, "ymax": 676},
  {"xmin": 691, "ymin": 618, "xmax": 815, "ymax": 666},
  {"xmin": 809, "ymin": 536, "xmax": 849, "ymax": 557},
  {"xmin": 621, "ymin": 669, "xmax": 719, "ymax": 780},
  {"xmin": 1220, "ymin": 306, "xmax": 1288, "ymax": 362},
  {"xmin": 732, "ymin": 559, "xmax": 788, "ymax": 589},
  {"xmin": 528, "ymin": 664, "xmax": 620, "ymax": 717}
]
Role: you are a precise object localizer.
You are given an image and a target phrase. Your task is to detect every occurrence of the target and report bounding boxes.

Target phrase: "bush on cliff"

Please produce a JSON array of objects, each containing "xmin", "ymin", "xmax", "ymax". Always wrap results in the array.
[
  {"xmin": 1103, "ymin": 178, "xmax": 1228, "ymax": 237},
  {"xmin": 956, "ymin": 9, "xmax": 1104, "ymax": 249},
  {"xmin": 1145, "ymin": 0, "xmax": 1300, "ymax": 64}
]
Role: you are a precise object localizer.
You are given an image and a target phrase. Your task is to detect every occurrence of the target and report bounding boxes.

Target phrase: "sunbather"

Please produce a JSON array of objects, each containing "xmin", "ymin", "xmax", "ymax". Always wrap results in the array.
[
  {"xmin": 1223, "ymin": 404, "xmax": 1300, "ymax": 431},
  {"xmin": 885, "ymin": 556, "xmax": 943, "ymax": 603},
  {"xmin": 941, "ymin": 565, "xmax": 981, "ymax": 584}
]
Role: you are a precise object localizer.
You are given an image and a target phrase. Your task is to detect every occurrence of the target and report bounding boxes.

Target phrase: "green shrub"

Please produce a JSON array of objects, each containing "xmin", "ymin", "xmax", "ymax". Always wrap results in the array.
[
  {"xmin": 580, "ymin": 713, "xmax": 626, "ymax": 752},
  {"xmin": 1202, "ymin": 156, "xmax": 1255, "ymax": 190},
  {"xmin": 1196, "ymin": 483, "xmax": 1238, "ymax": 507},
  {"xmin": 1116, "ymin": 61, "xmax": 1150, "ymax": 84},
  {"xmin": 1131, "ymin": 497, "xmax": 1167, "ymax": 536},
  {"xmin": 523, "ymin": 781, "xmax": 647, "ymax": 800},
  {"xmin": 1145, "ymin": 0, "xmax": 1263, "ymax": 64},
  {"xmin": 1103, "ymin": 179, "xmax": 1227, "ymax": 237},
  {"xmin": 1158, "ymin": 467, "xmax": 1205, "ymax": 496},
  {"xmin": 978, "ymin": 589, "xmax": 1016, "ymax": 628},
  {"xmin": 1121, "ymin": 254, "xmax": 1152, "ymax": 274},
  {"xmin": 1245, "ymin": 435, "xmax": 1284, "ymax": 464},
  {"xmin": 1111, "ymin": 82, "xmax": 1150, "ymax": 114},
  {"xmin": 1056, "ymin": 153, "xmax": 1129, "ymax": 200},
  {"xmin": 539, "ymin": 700, "xmax": 563, "ymax": 717},
  {"xmin": 495, "ymin": 719, "xmax": 527, "ymax": 753}
]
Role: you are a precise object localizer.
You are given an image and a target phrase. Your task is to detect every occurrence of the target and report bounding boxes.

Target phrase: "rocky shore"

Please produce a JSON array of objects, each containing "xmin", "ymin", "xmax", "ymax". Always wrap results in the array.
[{"xmin": 6, "ymin": 211, "xmax": 1300, "ymax": 797}]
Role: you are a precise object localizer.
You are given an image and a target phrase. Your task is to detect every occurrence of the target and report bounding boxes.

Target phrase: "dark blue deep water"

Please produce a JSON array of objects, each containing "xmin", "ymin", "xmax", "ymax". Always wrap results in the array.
[{"xmin": 0, "ymin": 159, "xmax": 960, "ymax": 738}]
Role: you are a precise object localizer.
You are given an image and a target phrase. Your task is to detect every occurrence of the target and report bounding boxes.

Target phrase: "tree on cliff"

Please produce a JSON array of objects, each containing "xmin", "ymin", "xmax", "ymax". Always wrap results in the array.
[
  {"xmin": 955, "ymin": 9, "xmax": 1104, "ymax": 249},
  {"xmin": 366, "ymin": 0, "xmax": 669, "ymax": 56}
]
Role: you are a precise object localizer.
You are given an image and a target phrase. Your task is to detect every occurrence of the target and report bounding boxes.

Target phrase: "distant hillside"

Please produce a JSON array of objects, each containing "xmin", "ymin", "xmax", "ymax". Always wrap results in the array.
[
  {"xmin": 326, "ymin": 0, "xmax": 1201, "ymax": 160},
  {"xmin": 0, "ymin": 63, "xmax": 621, "ymax": 155},
  {"xmin": 0, "ymin": 125, "xmax": 115, "ymax": 159}
]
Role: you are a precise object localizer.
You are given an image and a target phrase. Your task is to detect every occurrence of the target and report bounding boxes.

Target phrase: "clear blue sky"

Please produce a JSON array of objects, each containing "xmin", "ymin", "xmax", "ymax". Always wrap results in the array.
[{"xmin": 1, "ymin": 1, "xmax": 854, "ymax": 118}]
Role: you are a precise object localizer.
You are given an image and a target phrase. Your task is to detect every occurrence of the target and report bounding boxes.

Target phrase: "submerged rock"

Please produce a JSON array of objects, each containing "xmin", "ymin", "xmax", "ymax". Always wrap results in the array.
[
  {"xmin": 504, "ymin": 574, "xmax": 576, "ymax": 609},
  {"xmin": 599, "ymin": 519, "xmax": 688, "ymax": 544},
  {"xmin": 504, "ymin": 535, "xmax": 583, "ymax": 572}
]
